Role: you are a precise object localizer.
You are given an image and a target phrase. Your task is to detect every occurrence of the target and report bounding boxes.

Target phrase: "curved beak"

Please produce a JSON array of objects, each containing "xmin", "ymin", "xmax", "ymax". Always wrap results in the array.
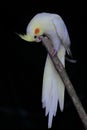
[{"xmin": 17, "ymin": 33, "xmax": 35, "ymax": 42}]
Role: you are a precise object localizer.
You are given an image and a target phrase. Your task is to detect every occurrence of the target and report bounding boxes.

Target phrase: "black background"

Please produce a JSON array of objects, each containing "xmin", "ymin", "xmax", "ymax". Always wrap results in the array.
[{"xmin": 0, "ymin": 1, "xmax": 87, "ymax": 129}]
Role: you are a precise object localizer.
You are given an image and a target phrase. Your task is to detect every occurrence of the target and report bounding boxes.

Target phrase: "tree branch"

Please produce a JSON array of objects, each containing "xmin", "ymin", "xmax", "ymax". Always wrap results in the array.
[{"xmin": 41, "ymin": 36, "xmax": 87, "ymax": 130}]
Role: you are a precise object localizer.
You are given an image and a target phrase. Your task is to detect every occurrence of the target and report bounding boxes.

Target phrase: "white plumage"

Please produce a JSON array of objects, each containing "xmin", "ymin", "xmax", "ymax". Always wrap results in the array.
[
  {"xmin": 42, "ymin": 46, "xmax": 65, "ymax": 128},
  {"xmin": 18, "ymin": 12, "xmax": 71, "ymax": 128}
]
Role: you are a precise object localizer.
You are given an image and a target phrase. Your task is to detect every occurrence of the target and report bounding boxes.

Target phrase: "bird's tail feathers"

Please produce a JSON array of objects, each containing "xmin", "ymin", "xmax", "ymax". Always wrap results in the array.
[{"xmin": 42, "ymin": 46, "xmax": 65, "ymax": 128}]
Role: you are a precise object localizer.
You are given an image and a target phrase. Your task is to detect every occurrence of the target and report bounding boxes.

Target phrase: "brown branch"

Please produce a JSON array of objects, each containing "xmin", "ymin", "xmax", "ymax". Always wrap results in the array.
[{"xmin": 41, "ymin": 36, "xmax": 87, "ymax": 130}]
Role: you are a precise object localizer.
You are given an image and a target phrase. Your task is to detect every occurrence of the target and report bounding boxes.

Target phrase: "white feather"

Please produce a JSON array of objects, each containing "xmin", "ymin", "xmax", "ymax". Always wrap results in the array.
[
  {"xmin": 52, "ymin": 15, "xmax": 71, "ymax": 55},
  {"xmin": 52, "ymin": 16, "xmax": 70, "ymax": 46},
  {"xmin": 19, "ymin": 12, "xmax": 71, "ymax": 129},
  {"xmin": 42, "ymin": 46, "xmax": 65, "ymax": 128}
]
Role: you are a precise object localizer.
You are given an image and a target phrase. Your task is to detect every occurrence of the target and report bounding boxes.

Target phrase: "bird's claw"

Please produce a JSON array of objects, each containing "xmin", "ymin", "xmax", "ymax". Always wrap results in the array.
[
  {"xmin": 50, "ymin": 48, "xmax": 57, "ymax": 57},
  {"xmin": 39, "ymin": 35, "xmax": 57, "ymax": 57}
]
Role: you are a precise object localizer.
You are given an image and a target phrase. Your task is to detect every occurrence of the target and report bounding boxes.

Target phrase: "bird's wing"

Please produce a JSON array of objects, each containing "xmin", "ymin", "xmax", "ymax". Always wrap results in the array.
[{"xmin": 52, "ymin": 16, "xmax": 72, "ymax": 56}]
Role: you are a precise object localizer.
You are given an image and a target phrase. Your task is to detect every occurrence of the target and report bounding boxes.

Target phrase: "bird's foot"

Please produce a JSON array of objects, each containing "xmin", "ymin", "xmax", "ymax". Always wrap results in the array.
[
  {"xmin": 39, "ymin": 35, "xmax": 57, "ymax": 57},
  {"xmin": 50, "ymin": 48, "xmax": 57, "ymax": 57}
]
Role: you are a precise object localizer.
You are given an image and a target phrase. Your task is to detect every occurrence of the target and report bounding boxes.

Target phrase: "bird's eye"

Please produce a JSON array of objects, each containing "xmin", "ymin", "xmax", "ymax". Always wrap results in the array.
[{"xmin": 34, "ymin": 35, "xmax": 37, "ymax": 39}]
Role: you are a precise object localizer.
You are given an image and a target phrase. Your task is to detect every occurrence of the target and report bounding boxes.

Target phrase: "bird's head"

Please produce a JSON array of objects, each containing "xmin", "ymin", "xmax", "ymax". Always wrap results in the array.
[{"xmin": 18, "ymin": 20, "xmax": 44, "ymax": 43}]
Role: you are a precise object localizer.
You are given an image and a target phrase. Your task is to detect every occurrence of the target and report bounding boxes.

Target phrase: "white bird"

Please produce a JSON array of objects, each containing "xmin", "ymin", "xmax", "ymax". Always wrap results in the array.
[{"xmin": 18, "ymin": 12, "xmax": 71, "ymax": 128}]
